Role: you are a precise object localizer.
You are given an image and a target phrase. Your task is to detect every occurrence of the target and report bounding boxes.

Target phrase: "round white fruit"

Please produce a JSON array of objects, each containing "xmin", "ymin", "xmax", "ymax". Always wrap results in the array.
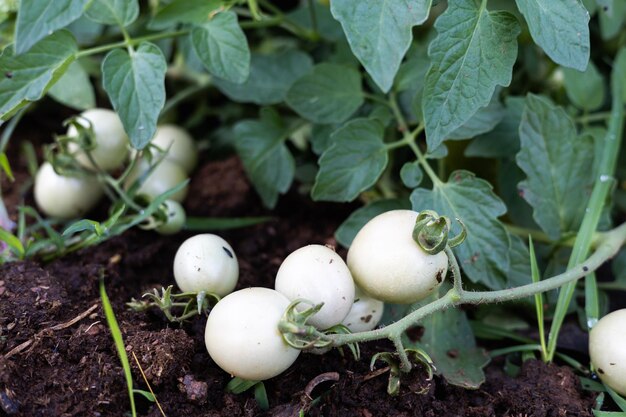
[
  {"xmin": 341, "ymin": 287, "xmax": 384, "ymax": 333},
  {"xmin": 155, "ymin": 199, "xmax": 186, "ymax": 235},
  {"xmin": 347, "ymin": 210, "xmax": 448, "ymax": 304},
  {"xmin": 205, "ymin": 287, "xmax": 300, "ymax": 380},
  {"xmin": 150, "ymin": 124, "xmax": 198, "ymax": 174},
  {"xmin": 125, "ymin": 159, "xmax": 188, "ymax": 203},
  {"xmin": 275, "ymin": 244, "xmax": 355, "ymax": 330},
  {"xmin": 589, "ymin": 309, "xmax": 626, "ymax": 396},
  {"xmin": 67, "ymin": 108, "xmax": 128, "ymax": 171},
  {"xmin": 173, "ymin": 234, "xmax": 238, "ymax": 296},
  {"xmin": 34, "ymin": 162, "xmax": 103, "ymax": 219}
]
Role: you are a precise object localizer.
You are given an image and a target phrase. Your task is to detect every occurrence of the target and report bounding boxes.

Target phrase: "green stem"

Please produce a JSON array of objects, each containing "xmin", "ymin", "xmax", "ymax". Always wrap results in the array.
[
  {"xmin": 407, "ymin": 139, "xmax": 443, "ymax": 187},
  {"xmin": 329, "ymin": 221, "xmax": 626, "ymax": 348},
  {"xmin": 546, "ymin": 81, "xmax": 625, "ymax": 362},
  {"xmin": 504, "ymin": 223, "xmax": 580, "ymax": 247},
  {"xmin": 445, "ymin": 246, "xmax": 464, "ymax": 295},
  {"xmin": 76, "ymin": 30, "xmax": 189, "ymax": 58},
  {"xmin": 160, "ymin": 80, "xmax": 212, "ymax": 120}
]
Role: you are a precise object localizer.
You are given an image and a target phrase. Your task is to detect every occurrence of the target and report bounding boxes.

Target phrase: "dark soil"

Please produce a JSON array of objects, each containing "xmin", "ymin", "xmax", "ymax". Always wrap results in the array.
[{"xmin": 0, "ymin": 153, "xmax": 599, "ymax": 417}]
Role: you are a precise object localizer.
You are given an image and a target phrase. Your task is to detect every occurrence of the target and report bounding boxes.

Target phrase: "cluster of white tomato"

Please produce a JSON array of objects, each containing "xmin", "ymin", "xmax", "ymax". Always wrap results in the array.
[
  {"xmin": 34, "ymin": 108, "xmax": 197, "ymax": 234},
  {"xmin": 173, "ymin": 209, "xmax": 449, "ymax": 381}
]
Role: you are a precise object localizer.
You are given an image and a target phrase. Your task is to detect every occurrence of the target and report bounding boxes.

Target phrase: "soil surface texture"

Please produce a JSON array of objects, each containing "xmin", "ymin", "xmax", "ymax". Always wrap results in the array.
[{"xmin": 0, "ymin": 152, "xmax": 599, "ymax": 417}]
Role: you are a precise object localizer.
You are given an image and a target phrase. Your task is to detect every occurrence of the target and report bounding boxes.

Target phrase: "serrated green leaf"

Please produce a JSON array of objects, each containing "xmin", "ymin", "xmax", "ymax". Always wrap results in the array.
[
  {"xmin": 563, "ymin": 64, "xmax": 604, "ymax": 112},
  {"xmin": 149, "ymin": 0, "xmax": 223, "ymax": 29},
  {"xmin": 465, "ymin": 96, "xmax": 525, "ymax": 158},
  {"xmin": 233, "ymin": 109, "xmax": 294, "ymax": 208},
  {"xmin": 335, "ymin": 198, "xmax": 411, "ymax": 248},
  {"xmin": 507, "ymin": 234, "xmax": 532, "ymax": 288},
  {"xmin": 516, "ymin": 94, "xmax": 595, "ymax": 240},
  {"xmin": 400, "ymin": 161, "xmax": 423, "ymax": 188},
  {"xmin": 286, "ymin": 63, "xmax": 363, "ymax": 124},
  {"xmin": 422, "ymin": 0, "xmax": 520, "ymax": 151},
  {"xmin": 515, "ymin": 0, "xmax": 590, "ymax": 70},
  {"xmin": 15, "ymin": 0, "xmax": 89, "ymax": 54},
  {"xmin": 48, "ymin": 60, "xmax": 95, "ymax": 110},
  {"xmin": 405, "ymin": 303, "xmax": 489, "ymax": 388},
  {"xmin": 214, "ymin": 50, "xmax": 313, "ymax": 105},
  {"xmin": 85, "ymin": 0, "xmax": 139, "ymax": 26},
  {"xmin": 191, "ymin": 11, "xmax": 250, "ymax": 84},
  {"xmin": 102, "ymin": 42, "xmax": 166, "ymax": 150},
  {"xmin": 312, "ymin": 118, "xmax": 387, "ymax": 202},
  {"xmin": 410, "ymin": 171, "xmax": 510, "ymax": 289},
  {"xmin": 330, "ymin": 0, "xmax": 431, "ymax": 93},
  {"xmin": 0, "ymin": 30, "xmax": 77, "ymax": 120},
  {"xmin": 448, "ymin": 92, "xmax": 505, "ymax": 140}
]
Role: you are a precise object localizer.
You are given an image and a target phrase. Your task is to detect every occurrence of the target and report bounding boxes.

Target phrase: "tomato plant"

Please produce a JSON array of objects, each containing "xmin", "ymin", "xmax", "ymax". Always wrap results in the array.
[{"xmin": 0, "ymin": 0, "xmax": 625, "ymax": 415}]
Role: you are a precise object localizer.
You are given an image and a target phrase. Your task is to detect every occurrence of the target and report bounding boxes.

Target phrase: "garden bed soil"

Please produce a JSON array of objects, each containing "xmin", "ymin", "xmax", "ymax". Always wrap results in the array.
[{"xmin": 1, "ymin": 154, "xmax": 598, "ymax": 416}]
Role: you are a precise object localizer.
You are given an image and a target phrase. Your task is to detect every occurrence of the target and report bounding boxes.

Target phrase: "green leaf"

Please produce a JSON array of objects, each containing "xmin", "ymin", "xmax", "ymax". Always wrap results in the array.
[
  {"xmin": 48, "ymin": 60, "xmax": 95, "ymax": 110},
  {"xmin": 400, "ymin": 161, "xmax": 423, "ymax": 188},
  {"xmin": 515, "ymin": 0, "xmax": 590, "ymax": 70},
  {"xmin": 288, "ymin": 1, "xmax": 344, "ymax": 42},
  {"xmin": 330, "ymin": 0, "xmax": 431, "ymax": 93},
  {"xmin": 598, "ymin": 0, "xmax": 625, "ymax": 40},
  {"xmin": 214, "ymin": 50, "xmax": 313, "ymax": 105},
  {"xmin": 0, "ymin": 226, "xmax": 24, "ymax": 257},
  {"xmin": 335, "ymin": 198, "xmax": 411, "ymax": 248},
  {"xmin": 233, "ymin": 109, "xmax": 294, "ymax": 208},
  {"xmin": 286, "ymin": 63, "xmax": 363, "ymax": 124},
  {"xmin": 102, "ymin": 42, "xmax": 167, "ymax": 150},
  {"xmin": 62, "ymin": 219, "xmax": 103, "ymax": 236},
  {"xmin": 15, "ymin": 0, "xmax": 89, "ymax": 54},
  {"xmin": 422, "ymin": 0, "xmax": 520, "ymax": 151},
  {"xmin": 85, "ymin": 0, "xmax": 139, "ymax": 26},
  {"xmin": 191, "ymin": 11, "xmax": 250, "ymax": 84},
  {"xmin": 516, "ymin": 94, "xmax": 595, "ymax": 240},
  {"xmin": 99, "ymin": 279, "xmax": 136, "ymax": 416},
  {"xmin": 507, "ymin": 234, "xmax": 532, "ymax": 288},
  {"xmin": 312, "ymin": 119, "xmax": 387, "ymax": 202},
  {"xmin": 405, "ymin": 303, "xmax": 489, "ymax": 388},
  {"xmin": 410, "ymin": 171, "xmax": 510, "ymax": 289},
  {"xmin": 562, "ymin": 61, "xmax": 604, "ymax": 111},
  {"xmin": 149, "ymin": 0, "xmax": 223, "ymax": 29},
  {"xmin": 448, "ymin": 92, "xmax": 505, "ymax": 140},
  {"xmin": 0, "ymin": 30, "xmax": 77, "ymax": 120},
  {"xmin": 133, "ymin": 389, "xmax": 156, "ymax": 403},
  {"xmin": 310, "ymin": 124, "xmax": 337, "ymax": 155},
  {"xmin": 465, "ymin": 96, "xmax": 525, "ymax": 158},
  {"xmin": 0, "ymin": 152, "xmax": 13, "ymax": 181}
]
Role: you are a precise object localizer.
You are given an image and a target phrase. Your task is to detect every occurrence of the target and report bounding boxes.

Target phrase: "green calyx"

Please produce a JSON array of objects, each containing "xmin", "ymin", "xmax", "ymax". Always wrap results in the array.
[{"xmin": 412, "ymin": 210, "xmax": 467, "ymax": 255}]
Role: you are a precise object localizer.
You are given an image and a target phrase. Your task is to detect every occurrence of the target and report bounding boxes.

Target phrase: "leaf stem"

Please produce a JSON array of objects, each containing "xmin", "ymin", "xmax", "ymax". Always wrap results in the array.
[
  {"xmin": 76, "ymin": 30, "xmax": 189, "ymax": 58},
  {"xmin": 504, "ymin": 223, "xmax": 580, "ymax": 247},
  {"xmin": 328, "ymin": 221, "xmax": 626, "ymax": 347}
]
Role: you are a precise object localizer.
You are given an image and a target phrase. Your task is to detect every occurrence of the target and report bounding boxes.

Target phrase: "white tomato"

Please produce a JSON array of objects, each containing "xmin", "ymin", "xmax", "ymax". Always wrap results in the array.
[
  {"xmin": 347, "ymin": 210, "xmax": 448, "ymax": 304},
  {"xmin": 341, "ymin": 286, "xmax": 384, "ymax": 333},
  {"xmin": 173, "ymin": 234, "xmax": 238, "ymax": 296},
  {"xmin": 125, "ymin": 159, "xmax": 188, "ymax": 203},
  {"xmin": 275, "ymin": 244, "xmax": 355, "ymax": 330},
  {"xmin": 205, "ymin": 287, "xmax": 301, "ymax": 380},
  {"xmin": 34, "ymin": 162, "xmax": 103, "ymax": 219},
  {"xmin": 589, "ymin": 309, "xmax": 626, "ymax": 396},
  {"xmin": 150, "ymin": 124, "xmax": 198, "ymax": 174},
  {"xmin": 66, "ymin": 108, "xmax": 129, "ymax": 171},
  {"xmin": 155, "ymin": 199, "xmax": 186, "ymax": 235}
]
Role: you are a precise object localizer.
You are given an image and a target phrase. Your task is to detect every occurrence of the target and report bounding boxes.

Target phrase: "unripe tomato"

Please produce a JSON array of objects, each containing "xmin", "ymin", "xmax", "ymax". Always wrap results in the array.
[
  {"xmin": 341, "ymin": 286, "xmax": 384, "ymax": 332},
  {"xmin": 125, "ymin": 159, "xmax": 188, "ymax": 203},
  {"xmin": 34, "ymin": 162, "xmax": 103, "ymax": 219},
  {"xmin": 155, "ymin": 200, "xmax": 186, "ymax": 235},
  {"xmin": 205, "ymin": 287, "xmax": 301, "ymax": 380},
  {"xmin": 150, "ymin": 124, "xmax": 198, "ymax": 174},
  {"xmin": 589, "ymin": 309, "xmax": 626, "ymax": 396},
  {"xmin": 67, "ymin": 108, "xmax": 129, "ymax": 171},
  {"xmin": 275, "ymin": 244, "xmax": 355, "ymax": 330},
  {"xmin": 173, "ymin": 234, "xmax": 238, "ymax": 296},
  {"xmin": 347, "ymin": 210, "xmax": 448, "ymax": 304}
]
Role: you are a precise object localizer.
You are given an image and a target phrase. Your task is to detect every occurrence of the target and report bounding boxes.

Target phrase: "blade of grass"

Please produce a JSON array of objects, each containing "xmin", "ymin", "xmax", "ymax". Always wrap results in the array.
[
  {"xmin": 100, "ymin": 276, "xmax": 136, "ymax": 417},
  {"xmin": 529, "ymin": 237, "xmax": 547, "ymax": 362},
  {"xmin": 585, "ymin": 272, "xmax": 600, "ymax": 330},
  {"xmin": 254, "ymin": 382, "xmax": 269, "ymax": 411},
  {"xmin": 547, "ymin": 64, "xmax": 625, "ymax": 361},
  {"xmin": 185, "ymin": 216, "xmax": 272, "ymax": 231},
  {"xmin": 131, "ymin": 351, "xmax": 166, "ymax": 417}
]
